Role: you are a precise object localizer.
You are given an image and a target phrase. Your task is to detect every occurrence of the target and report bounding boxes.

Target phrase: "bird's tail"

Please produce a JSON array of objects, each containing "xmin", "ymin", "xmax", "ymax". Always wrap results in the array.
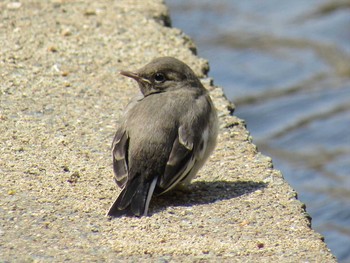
[{"xmin": 106, "ymin": 176, "xmax": 158, "ymax": 217}]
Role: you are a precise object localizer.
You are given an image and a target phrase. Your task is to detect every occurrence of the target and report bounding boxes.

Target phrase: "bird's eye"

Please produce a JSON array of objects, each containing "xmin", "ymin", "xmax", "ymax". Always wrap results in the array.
[{"xmin": 154, "ymin": 73, "xmax": 166, "ymax": 83}]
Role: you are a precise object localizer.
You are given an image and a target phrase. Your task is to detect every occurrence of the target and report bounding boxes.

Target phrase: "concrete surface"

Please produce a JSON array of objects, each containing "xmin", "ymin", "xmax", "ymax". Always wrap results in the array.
[{"xmin": 0, "ymin": 0, "xmax": 336, "ymax": 262}]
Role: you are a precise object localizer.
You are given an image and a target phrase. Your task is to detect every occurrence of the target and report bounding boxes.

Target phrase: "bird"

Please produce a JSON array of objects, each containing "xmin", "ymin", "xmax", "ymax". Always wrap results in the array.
[{"xmin": 106, "ymin": 56, "xmax": 218, "ymax": 217}]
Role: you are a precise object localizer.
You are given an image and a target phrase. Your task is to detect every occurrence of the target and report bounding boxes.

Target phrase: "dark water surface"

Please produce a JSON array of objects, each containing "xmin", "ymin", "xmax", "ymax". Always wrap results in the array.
[{"xmin": 166, "ymin": 1, "xmax": 350, "ymax": 261}]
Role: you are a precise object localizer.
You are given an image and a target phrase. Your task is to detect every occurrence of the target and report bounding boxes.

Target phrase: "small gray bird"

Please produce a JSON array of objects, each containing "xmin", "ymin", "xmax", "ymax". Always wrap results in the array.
[{"xmin": 107, "ymin": 57, "xmax": 218, "ymax": 217}]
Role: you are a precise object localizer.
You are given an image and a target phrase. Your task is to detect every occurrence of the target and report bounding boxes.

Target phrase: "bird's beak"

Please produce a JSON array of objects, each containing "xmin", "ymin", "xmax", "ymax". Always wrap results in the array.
[{"xmin": 120, "ymin": 71, "xmax": 151, "ymax": 84}]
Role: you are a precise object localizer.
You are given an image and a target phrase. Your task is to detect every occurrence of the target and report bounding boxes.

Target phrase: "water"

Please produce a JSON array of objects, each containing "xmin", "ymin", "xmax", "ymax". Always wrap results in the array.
[{"xmin": 166, "ymin": 1, "xmax": 350, "ymax": 261}]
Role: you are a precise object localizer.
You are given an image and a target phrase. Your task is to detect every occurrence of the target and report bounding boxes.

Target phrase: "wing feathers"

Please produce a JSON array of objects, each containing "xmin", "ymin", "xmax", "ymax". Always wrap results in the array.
[
  {"xmin": 112, "ymin": 129, "xmax": 129, "ymax": 188},
  {"xmin": 178, "ymin": 125, "xmax": 193, "ymax": 151},
  {"xmin": 158, "ymin": 126, "xmax": 195, "ymax": 192}
]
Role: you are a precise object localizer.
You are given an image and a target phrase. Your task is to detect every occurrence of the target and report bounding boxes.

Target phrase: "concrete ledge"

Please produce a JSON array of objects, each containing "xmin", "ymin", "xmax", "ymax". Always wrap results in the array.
[{"xmin": 0, "ymin": 0, "xmax": 336, "ymax": 262}]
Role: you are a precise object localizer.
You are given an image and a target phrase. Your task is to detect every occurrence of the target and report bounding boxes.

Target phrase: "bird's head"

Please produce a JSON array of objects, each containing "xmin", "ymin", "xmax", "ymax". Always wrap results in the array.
[{"xmin": 120, "ymin": 57, "xmax": 202, "ymax": 96}]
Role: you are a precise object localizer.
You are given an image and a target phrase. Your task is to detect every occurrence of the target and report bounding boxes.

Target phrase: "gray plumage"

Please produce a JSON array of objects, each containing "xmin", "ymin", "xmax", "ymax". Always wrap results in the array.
[{"xmin": 107, "ymin": 57, "xmax": 218, "ymax": 217}]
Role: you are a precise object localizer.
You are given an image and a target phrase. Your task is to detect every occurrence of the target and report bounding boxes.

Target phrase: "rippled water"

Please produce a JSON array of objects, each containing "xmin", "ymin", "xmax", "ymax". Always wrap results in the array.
[{"xmin": 167, "ymin": 1, "xmax": 350, "ymax": 261}]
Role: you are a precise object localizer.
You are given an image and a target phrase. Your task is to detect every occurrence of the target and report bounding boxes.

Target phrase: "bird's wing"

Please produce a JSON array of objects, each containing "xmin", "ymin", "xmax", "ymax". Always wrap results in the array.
[
  {"xmin": 108, "ymin": 127, "xmax": 158, "ymax": 217},
  {"xmin": 111, "ymin": 128, "xmax": 129, "ymax": 189},
  {"xmin": 158, "ymin": 125, "xmax": 197, "ymax": 192}
]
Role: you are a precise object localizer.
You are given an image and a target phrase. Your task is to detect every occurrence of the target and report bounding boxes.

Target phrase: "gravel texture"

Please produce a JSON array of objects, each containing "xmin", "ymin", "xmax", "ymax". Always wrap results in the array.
[{"xmin": 0, "ymin": 0, "xmax": 336, "ymax": 262}]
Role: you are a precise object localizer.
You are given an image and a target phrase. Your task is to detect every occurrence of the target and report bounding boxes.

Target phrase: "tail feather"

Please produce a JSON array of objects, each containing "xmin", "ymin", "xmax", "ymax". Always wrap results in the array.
[
  {"xmin": 131, "ymin": 176, "xmax": 158, "ymax": 216},
  {"xmin": 107, "ymin": 176, "xmax": 158, "ymax": 217}
]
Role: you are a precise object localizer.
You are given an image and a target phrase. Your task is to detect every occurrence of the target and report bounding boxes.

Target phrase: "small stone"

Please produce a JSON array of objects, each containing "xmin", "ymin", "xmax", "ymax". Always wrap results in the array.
[
  {"xmin": 8, "ymin": 190, "xmax": 16, "ymax": 195},
  {"xmin": 61, "ymin": 71, "xmax": 69, "ymax": 77},
  {"xmin": 7, "ymin": 2, "xmax": 22, "ymax": 10},
  {"xmin": 61, "ymin": 29, "xmax": 72, "ymax": 36},
  {"xmin": 257, "ymin": 242, "xmax": 265, "ymax": 249},
  {"xmin": 84, "ymin": 9, "xmax": 96, "ymax": 16},
  {"xmin": 67, "ymin": 171, "xmax": 80, "ymax": 184},
  {"xmin": 239, "ymin": 220, "xmax": 250, "ymax": 227},
  {"xmin": 48, "ymin": 46, "xmax": 58, "ymax": 52}
]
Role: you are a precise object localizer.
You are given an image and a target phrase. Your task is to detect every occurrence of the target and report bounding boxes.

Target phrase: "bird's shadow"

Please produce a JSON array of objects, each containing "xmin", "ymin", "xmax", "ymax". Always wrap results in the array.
[{"xmin": 151, "ymin": 180, "xmax": 267, "ymax": 214}]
